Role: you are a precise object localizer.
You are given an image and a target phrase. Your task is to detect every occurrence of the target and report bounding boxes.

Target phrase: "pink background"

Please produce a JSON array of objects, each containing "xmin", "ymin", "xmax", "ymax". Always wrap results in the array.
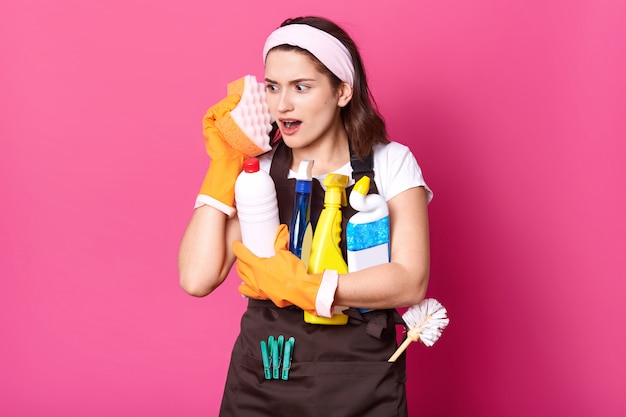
[{"xmin": 2, "ymin": 0, "xmax": 625, "ymax": 416}]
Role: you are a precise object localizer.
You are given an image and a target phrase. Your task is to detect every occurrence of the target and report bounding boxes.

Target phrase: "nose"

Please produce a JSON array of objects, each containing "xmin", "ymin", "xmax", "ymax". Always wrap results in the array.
[{"xmin": 276, "ymin": 90, "xmax": 293, "ymax": 113}]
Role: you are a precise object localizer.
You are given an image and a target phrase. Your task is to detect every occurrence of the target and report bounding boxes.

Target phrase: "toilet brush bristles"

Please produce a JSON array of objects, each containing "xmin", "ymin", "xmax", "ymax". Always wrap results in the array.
[{"xmin": 388, "ymin": 298, "xmax": 449, "ymax": 362}]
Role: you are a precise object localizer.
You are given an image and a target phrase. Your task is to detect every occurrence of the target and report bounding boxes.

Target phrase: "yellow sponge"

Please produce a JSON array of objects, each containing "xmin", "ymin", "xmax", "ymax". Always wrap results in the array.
[{"xmin": 215, "ymin": 75, "xmax": 273, "ymax": 157}]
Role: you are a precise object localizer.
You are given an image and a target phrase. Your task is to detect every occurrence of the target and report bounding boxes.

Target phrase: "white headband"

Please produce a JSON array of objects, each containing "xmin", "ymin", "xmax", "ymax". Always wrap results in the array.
[{"xmin": 263, "ymin": 24, "xmax": 355, "ymax": 87}]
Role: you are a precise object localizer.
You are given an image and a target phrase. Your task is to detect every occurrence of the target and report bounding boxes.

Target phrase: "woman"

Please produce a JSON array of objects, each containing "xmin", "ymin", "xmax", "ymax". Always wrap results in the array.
[{"xmin": 179, "ymin": 16, "xmax": 432, "ymax": 417}]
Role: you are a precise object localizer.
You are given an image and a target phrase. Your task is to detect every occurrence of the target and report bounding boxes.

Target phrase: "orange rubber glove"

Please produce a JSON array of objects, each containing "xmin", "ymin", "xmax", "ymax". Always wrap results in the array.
[
  {"xmin": 234, "ymin": 225, "xmax": 339, "ymax": 317},
  {"xmin": 196, "ymin": 94, "xmax": 245, "ymax": 217}
]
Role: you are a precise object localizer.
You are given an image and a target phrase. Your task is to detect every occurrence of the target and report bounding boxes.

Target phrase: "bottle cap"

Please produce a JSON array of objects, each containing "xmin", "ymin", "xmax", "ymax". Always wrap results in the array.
[
  {"xmin": 243, "ymin": 157, "xmax": 260, "ymax": 173},
  {"xmin": 323, "ymin": 174, "xmax": 349, "ymax": 206},
  {"xmin": 295, "ymin": 180, "xmax": 313, "ymax": 193},
  {"xmin": 353, "ymin": 176, "xmax": 370, "ymax": 196}
]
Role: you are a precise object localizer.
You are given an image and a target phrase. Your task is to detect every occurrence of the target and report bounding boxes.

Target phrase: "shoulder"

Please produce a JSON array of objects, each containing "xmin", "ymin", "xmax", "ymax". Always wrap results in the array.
[
  {"xmin": 371, "ymin": 141, "xmax": 415, "ymax": 167},
  {"xmin": 372, "ymin": 141, "xmax": 433, "ymax": 203},
  {"xmin": 373, "ymin": 140, "xmax": 412, "ymax": 156}
]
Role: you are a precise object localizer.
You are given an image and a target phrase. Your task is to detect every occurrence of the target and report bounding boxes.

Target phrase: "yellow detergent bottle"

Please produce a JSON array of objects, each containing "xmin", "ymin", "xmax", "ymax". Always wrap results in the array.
[{"xmin": 304, "ymin": 173, "xmax": 350, "ymax": 325}]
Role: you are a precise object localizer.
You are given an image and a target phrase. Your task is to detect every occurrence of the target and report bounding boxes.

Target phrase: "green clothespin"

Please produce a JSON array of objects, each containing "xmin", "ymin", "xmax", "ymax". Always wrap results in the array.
[
  {"xmin": 260, "ymin": 340, "xmax": 271, "ymax": 380},
  {"xmin": 277, "ymin": 335, "xmax": 285, "ymax": 358},
  {"xmin": 281, "ymin": 337, "xmax": 295, "ymax": 380},
  {"xmin": 271, "ymin": 337, "xmax": 281, "ymax": 379}
]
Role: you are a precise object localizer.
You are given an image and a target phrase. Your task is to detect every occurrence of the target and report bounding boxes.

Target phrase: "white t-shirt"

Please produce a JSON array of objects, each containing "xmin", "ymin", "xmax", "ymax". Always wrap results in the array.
[{"xmin": 259, "ymin": 141, "xmax": 433, "ymax": 204}]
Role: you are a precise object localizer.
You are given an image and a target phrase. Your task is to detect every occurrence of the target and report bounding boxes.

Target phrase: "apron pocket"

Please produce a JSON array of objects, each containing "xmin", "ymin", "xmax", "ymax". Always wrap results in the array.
[
  {"xmin": 296, "ymin": 360, "xmax": 405, "ymax": 417},
  {"xmin": 230, "ymin": 355, "xmax": 406, "ymax": 417}
]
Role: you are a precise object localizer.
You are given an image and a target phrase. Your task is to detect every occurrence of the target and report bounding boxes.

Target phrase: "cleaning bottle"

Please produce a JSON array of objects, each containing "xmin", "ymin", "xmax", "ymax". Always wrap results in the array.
[
  {"xmin": 289, "ymin": 159, "xmax": 314, "ymax": 269},
  {"xmin": 234, "ymin": 157, "xmax": 280, "ymax": 258},
  {"xmin": 346, "ymin": 176, "xmax": 390, "ymax": 312},
  {"xmin": 304, "ymin": 173, "xmax": 350, "ymax": 325},
  {"xmin": 346, "ymin": 176, "xmax": 390, "ymax": 271}
]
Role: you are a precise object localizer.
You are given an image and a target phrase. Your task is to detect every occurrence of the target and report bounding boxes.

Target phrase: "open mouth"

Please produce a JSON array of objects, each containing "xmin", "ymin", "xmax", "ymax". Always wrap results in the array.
[
  {"xmin": 280, "ymin": 119, "xmax": 302, "ymax": 134},
  {"xmin": 282, "ymin": 120, "xmax": 301, "ymax": 128}
]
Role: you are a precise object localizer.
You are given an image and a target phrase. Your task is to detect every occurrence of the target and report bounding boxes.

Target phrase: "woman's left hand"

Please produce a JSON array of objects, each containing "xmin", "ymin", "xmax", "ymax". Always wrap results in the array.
[{"xmin": 234, "ymin": 225, "xmax": 334, "ymax": 316}]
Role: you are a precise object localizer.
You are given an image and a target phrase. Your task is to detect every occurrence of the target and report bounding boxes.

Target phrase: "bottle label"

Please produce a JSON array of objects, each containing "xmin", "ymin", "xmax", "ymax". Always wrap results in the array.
[{"xmin": 346, "ymin": 217, "xmax": 390, "ymax": 251}]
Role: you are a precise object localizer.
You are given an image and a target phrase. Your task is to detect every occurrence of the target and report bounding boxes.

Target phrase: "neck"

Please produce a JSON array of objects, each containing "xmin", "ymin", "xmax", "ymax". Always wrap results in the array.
[{"xmin": 290, "ymin": 126, "xmax": 350, "ymax": 176}]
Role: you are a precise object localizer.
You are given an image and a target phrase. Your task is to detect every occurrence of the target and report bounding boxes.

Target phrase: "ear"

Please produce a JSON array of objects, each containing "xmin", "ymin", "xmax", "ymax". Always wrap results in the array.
[{"xmin": 337, "ymin": 82, "xmax": 353, "ymax": 108}]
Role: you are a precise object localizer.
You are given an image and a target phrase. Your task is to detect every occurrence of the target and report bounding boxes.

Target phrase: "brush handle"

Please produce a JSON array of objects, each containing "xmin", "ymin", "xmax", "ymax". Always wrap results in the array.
[{"xmin": 388, "ymin": 337, "xmax": 413, "ymax": 362}]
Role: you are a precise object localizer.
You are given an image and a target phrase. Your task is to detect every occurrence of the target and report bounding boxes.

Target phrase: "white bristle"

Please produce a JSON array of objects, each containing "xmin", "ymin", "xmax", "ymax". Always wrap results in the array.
[
  {"xmin": 388, "ymin": 298, "xmax": 449, "ymax": 362},
  {"xmin": 402, "ymin": 298, "xmax": 449, "ymax": 347}
]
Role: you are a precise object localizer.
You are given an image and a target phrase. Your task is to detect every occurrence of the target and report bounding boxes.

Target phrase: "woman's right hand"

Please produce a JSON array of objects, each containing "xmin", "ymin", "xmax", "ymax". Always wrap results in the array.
[
  {"xmin": 197, "ymin": 94, "xmax": 245, "ymax": 215},
  {"xmin": 202, "ymin": 94, "xmax": 242, "ymax": 161}
]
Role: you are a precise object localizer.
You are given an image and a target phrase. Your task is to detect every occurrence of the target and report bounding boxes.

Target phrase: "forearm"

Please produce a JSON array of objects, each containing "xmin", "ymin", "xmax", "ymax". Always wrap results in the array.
[
  {"xmin": 334, "ymin": 260, "xmax": 429, "ymax": 309},
  {"xmin": 178, "ymin": 205, "xmax": 240, "ymax": 296}
]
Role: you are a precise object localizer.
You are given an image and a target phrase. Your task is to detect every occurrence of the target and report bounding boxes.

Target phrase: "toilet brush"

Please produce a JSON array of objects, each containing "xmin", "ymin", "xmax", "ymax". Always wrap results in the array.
[{"xmin": 388, "ymin": 298, "xmax": 449, "ymax": 362}]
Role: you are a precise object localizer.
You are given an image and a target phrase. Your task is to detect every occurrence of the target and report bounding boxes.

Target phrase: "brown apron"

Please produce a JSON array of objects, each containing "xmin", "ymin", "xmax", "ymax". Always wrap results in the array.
[{"xmin": 219, "ymin": 140, "xmax": 408, "ymax": 417}]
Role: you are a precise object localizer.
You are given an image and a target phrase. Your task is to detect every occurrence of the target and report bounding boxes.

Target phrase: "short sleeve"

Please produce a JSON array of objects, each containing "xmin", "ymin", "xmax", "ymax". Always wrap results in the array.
[{"xmin": 372, "ymin": 142, "xmax": 433, "ymax": 204}]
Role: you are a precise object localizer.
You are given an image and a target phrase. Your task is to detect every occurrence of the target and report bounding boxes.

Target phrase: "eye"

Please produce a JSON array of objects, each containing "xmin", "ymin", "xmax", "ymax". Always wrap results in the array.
[
  {"xmin": 265, "ymin": 83, "xmax": 279, "ymax": 92},
  {"xmin": 295, "ymin": 84, "xmax": 309, "ymax": 92}
]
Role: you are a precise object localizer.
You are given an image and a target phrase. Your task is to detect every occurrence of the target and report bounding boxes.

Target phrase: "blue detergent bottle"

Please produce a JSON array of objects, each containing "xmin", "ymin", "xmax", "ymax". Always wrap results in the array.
[
  {"xmin": 289, "ymin": 159, "xmax": 314, "ymax": 268},
  {"xmin": 347, "ymin": 176, "xmax": 390, "ymax": 314}
]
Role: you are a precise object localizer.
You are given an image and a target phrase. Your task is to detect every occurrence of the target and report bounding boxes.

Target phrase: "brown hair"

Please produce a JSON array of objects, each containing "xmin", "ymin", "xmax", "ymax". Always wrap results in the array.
[{"xmin": 273, "ymin": 16, "xmax": 389, "ymax": 159}]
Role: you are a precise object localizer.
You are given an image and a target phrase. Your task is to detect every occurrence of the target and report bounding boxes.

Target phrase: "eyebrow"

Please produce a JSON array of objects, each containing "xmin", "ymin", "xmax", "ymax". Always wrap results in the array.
[{"xmin": 265, "ymin": 77, "xmax": 317, "ymax": 85}]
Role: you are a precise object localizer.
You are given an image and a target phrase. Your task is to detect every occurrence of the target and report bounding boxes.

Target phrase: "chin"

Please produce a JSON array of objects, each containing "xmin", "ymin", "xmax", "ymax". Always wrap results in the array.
[{"xmin": 280, "ymin": 135, "xmax": 308, "ymax": 150}]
